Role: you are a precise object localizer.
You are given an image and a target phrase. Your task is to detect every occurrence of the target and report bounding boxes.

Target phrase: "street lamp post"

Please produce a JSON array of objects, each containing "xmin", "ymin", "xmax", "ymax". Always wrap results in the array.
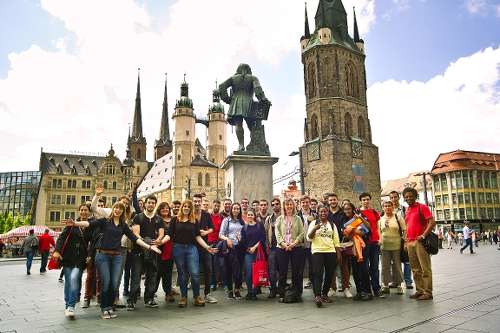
[
  {"xmin": 289, "ymin": 150, "xmax": 305, "ymax": 195},
  {"xmin": 415, "ymin": 172, "xmax": 431, "ymax": 206}
]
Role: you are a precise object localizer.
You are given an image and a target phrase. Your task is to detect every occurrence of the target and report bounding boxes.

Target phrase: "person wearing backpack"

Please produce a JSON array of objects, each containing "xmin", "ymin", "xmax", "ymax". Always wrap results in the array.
[
  {"xmin": 403, "ymin": 187, "xmax": 436, "ymax": 301},
  {"xmin": 21, "ymin": 229, "xmax": 39, "ymax": 275}
]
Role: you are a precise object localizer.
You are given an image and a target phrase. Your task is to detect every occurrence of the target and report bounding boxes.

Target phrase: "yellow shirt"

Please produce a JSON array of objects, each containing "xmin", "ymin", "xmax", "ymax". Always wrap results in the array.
[{"xmin": 307, "ymin": 220, "xmax": 340, "ymax": 254}]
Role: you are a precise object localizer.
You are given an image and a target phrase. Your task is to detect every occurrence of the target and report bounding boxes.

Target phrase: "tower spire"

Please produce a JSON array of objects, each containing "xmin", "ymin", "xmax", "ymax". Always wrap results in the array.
[
  {"xmin": 353, "ymin": 6, "xmax": 360, "ymax": 42},
  {"xmin": 304, "ymin": 2, "xmax": 311, "ymax": 38},
  {"xmin": 131, "ymin": 68, "xmax": 145, "ymax": 140},
  {"xmin": 157, "ymin": 73, "xmax": 171, "ymax": 144}
]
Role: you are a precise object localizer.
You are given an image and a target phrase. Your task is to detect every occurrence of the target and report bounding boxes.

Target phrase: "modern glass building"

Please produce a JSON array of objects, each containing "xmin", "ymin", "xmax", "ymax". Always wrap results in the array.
[
  {"xmin": 431, "ymin": 150, "xmax": 499, "ymax": 231},
  {"xmin": 0, "ymin": 171, "xmax": 41, "ymax": 217}
]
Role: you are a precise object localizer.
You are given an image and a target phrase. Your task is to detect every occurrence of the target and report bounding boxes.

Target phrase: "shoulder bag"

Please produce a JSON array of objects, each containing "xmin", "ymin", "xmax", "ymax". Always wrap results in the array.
[
  {"xmin": 48, "ymin": 227, "xmax": 73, "ymax": 270},
  {"xmin": 418, "ymin": 205, "xmax": 439, "ymax": 255},
  {"xmin": 395, "ymin": 215, "xmax": 409, "ymax": 262}
]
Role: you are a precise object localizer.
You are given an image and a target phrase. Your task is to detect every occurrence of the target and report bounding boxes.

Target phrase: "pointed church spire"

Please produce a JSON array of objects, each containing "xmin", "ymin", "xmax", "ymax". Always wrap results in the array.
[
  {"xmin": 353, "ymin": 6, "xmax": 360, "ymax": 42},
  {"xmin": 304, "ymin": 2, "xmax": 311, "ymax": 38},
  {"xmin": 158, "ymin": 73, "xmax": 170, "ymax": 143},
  {"xmin": 131, "ymin": 68, "xmax": 145, "ymax": 140}
]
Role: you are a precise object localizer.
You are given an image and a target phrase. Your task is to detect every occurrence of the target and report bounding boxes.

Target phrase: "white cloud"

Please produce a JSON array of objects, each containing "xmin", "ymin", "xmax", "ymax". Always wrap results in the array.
[
  {"xmin": 465, "ymin": 0, "xmax": 487, "ymax": 14},
  {"xmin": 368, "ymin": 46, "xmax": 500, "ymax": 181},
  {"xmin": 0, "ymin": 0, "xmax": 376, "ymax": 174}
]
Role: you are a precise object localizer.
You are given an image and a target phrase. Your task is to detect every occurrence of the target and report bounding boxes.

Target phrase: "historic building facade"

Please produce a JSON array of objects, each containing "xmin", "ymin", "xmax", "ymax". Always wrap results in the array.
[
  {"xmin": 137, "ymin": 79, "xmax": 227, "ymax": 202},
  {"xmin": 299, "ymin": 0, "xmax": 381, "ymax": 205},
  {"xmin": 0, "ymin": 171, "xmax": 41, "ymax": 218},
  {"xmin": 35, "ymin": 72, "xmax": 151, "ymax": 230},
  {"xmin": 431, "ymin": 150, "xmax": 499, "ymax": 230}
]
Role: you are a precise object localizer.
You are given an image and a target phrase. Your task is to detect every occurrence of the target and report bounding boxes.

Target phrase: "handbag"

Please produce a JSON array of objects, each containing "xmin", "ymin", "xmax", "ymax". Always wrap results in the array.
[
  {"xmin": 252, "ymin": 244, "xmax": 269, "ymax": 287},
  {"xmin": 161, "ymin": 240, "xmax": 173, "ymax": 261},
  {"xmin": 339, "ymin": 238, "xmax": 354, "ymax": 256},
  {"xmin": 395, "ymin": 215, "xmax": 409, "ymax": 263},
  {"xmin": 418, "ymin": 206, "xmax": 439, "ymax": 255},
  {"xmin": 48, "ymin": 227, "xmax": 73, "ymax": 270}
]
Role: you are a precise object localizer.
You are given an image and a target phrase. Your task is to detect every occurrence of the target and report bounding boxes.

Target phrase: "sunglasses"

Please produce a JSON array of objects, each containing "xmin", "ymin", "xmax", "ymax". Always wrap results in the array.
[{"xmin": 271, "ymin": 203, "xmax": 281, "ymax": 206}]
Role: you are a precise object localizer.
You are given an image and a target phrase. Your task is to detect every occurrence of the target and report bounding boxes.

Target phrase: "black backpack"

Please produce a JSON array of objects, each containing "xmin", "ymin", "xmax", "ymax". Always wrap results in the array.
[{"xmin": 283, "ymin": 287, "xmax": 300, "ymax": 303}]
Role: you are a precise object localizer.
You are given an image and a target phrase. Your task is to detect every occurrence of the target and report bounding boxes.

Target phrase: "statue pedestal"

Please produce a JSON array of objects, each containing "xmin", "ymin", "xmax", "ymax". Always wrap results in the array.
[{"xmin": 221, "ymin": 155, "xmax": 279, "ymax": 203}]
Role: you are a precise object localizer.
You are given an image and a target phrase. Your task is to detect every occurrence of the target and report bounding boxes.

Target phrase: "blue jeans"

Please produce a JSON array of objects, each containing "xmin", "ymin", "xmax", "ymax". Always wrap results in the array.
[
  {"xmin": 173, "ymin": 244, "xmax": 200, "ymax": 298},
  {"xmin": 403, "ymin": 262, "xmax": 413, "ymax": 286},
  {"xmin": 366, "ymin": 243, "xmax": 380, "ymax": 294},
  {"xmin": 40, "ymin": 252, "xmax": 49, "ymax": 272},
  {"xmin": 95, "ymin": 252, "xmax": 122, "ymax": 311},
  {"xmin": 63, "ymin": 266, "xmax": 82, "ymax": 309},
  {"xmin": 25, "ymin": 252, "xmax": 34, "ymax": 273},
  {"xmin": 244, "ymin": 253, "xmax": 257, "ymax": 295}
]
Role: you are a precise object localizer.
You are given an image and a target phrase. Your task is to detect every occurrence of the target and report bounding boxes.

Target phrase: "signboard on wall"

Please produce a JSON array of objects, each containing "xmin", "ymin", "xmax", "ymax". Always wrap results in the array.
[{"xmin": 352, "ymin": 164, "xmax": 366, "ymax": 193}]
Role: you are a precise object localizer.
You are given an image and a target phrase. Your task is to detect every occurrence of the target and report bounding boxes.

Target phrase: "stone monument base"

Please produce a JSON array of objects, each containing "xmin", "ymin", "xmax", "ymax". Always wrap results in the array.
[{"xmin": 221, "ymin": 154, "xmax": 279, "ymax": 203}]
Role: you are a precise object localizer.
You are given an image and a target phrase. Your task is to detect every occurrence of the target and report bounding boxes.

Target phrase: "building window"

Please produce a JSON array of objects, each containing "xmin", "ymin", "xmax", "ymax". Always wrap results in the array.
[
  {"xmin": 219, "ymin": 134, "xmax": 222, "ymax": 141},
  {"xmin": 434, "ymin": 176, "xmax": 441, "ymax": 192},
  {"xmin": 64, "ymin": 211, "xmax": 76, "ymax": 220},
  {"xmin": 491, "ymin": 172, "xmax": 498, "ymax": 188},
  {"xmin": 66, "ymin": 195, "xmax": 76, "ymax": 205},
  {"xmin": 310, "ymin": 114, "xmax": 319, "ymax": 139},
  {"xmin": 453, "ymin": 208, "xmax": 459, "ymax": 219},
  {"xmin": 137, "ymin": 166, "xmax": 140, "ymax": 174},
  {"xmin": 49, "ymin": 211, "xmax": 61, "ymax": 222},
  {"xmin": 112, "ymin": 197, "xmax": 117, "ymax": 204},
  {"xmin": 458, "ymin": 193, "xmax": 464, "ymax": 204},
  {"xmin": 186, "ymin": 130, "xmax": 190, "ymax": 136},
  {"xmin": 52, "ymin": 179, "xmax": 62, "ymax": 189},
  {"xmin": 106, "ymin": 164, "xmax": 116, "ymax": 175},
  {"xmin": 452, "ymin": 193, "xmax": 457, "ymax": 204},
  {"xmin": 484, "ymin": 172, "xmax": 491, "ymax": 188},
  {"xmin": 479, "ymin": 208, "xmax": 486, "ymax": 218},
  {"xmin": 344, "ymin": 113, "xmax": 352, "ymax": 138},
  {"xmin": 451, "ymin": 174, "xmax": 457, "ymax": 190},
  {"xmin": 478, "ymin": 193, "xmax": 485, "ymax": 204},
  {"xmin": 357, "ymin": 116, "xmax": 365, "ymax": 140},
  {"xmin": 103, "ymin": 181, "xmax": 108, "ymax": 189},
  {"xmin": 435, "ymin": 196, "xmax": 441, "ymax": 206},
  {"xmin": 464, "ymin": 193, "xmax": 471, "ymax": 204},
  {"xmin": 137, "ymin": 149, "xmax": 142, "ymax": 160},
  {"xmin": 307, "ymin": 63, "xmax": 316, "ymax": 98},
  {"xmin": 67, "ymin": 179, "xmax": 77, "ymax": 189},
  {"xmin": 493, "ymin": 193, "xmax": 499, "ymax": 204},
  {"xmin": 112, "ymin": 181, "xmax": 117, "ymax": 190},
  {"xmin": 80, "ymin": 195, "xmax": 91, "ymax": 204},
  {"xmin": 466, "ymin": 207, "xmax": 472, "ymax": 219},
  {"xmin": 444, "ymin": 209, "xmax": 451, "ymax": 220},
  {"xmin": 463, "ymin": 172, "xmax": 470, "ymax": 188},
  {"xmin": 82, "ymin": 180, "xmax": 91, "ymax": 189},
  {"xmin": 477, "ymin": 171, "xmax": 483, "ymax": 188},
  {"xmin": 487, "ymin": 208, "xmax": 494, "ymax": 218},
  {"xmin": 440, "ymin": 174, "xmax": 448, "ymax": 191},
  {"xmin": 345, "ymin": 63, "xmax": 359, "ymax": 97},
  {"xmin": 486, "ymin": 193, "xmax": 492, "ymax": 204},
  {"xmin": 471, "ymin": 192, "xmax": 476, "ymax": 204},
  {"xmin": 443, "ymin": 194, "xmax": 449, "ymax": 205},
  {"xmin": 436, "ymin": 210, "xmax": 443, "ymax": 220},
  {"xmin": 51, "ymin": 195, "xmax": 62, "ymax": 205},
  {"xmin": 197, "ymin": 173, "xmax": 203, "ymax": 186},
  {"xmin": 205, "ymin": 173, "xmax": 210, "ymax": 187}
]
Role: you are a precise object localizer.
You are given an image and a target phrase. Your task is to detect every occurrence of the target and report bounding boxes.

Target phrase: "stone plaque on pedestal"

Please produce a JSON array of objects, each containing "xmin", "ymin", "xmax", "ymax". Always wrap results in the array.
[{"xmin": 221, "ymin": 155, "xmax": 279, "ymax": 203}]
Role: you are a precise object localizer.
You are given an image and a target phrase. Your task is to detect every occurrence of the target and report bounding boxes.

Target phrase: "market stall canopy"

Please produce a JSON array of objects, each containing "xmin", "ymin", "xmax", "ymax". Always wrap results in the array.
[{"xmin": 3, "ymin": 226, "xmax": 60, "ymax": 238}]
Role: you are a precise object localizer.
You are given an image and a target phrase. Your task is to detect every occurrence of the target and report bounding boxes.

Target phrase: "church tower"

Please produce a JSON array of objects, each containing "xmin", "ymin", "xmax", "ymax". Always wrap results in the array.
[
  {"xmin": 171, "ymin": 76, "xmax": 196, "ymax": 199},
  {"xmin": 128, "ymin": 69, "xmax": 147, "ymax": 162},
  {"xmin": 207, "ymin": 85, "xmax": 227, "ymax": 166},
  {"xmin": 154, "ymin": 73, "xmax": 173, "ymax": 160},
  {"xmin": 128, "ymin": 68, "xmax": 149, "ymax": 179},
  {"xmin": 299, "ymin": 1, "xmax": 381, "ymax": 206}
]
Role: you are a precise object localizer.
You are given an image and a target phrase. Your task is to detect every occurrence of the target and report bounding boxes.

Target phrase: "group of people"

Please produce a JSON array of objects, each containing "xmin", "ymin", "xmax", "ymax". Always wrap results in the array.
[{"xmin": 43, "ymin": 185, "xmax": 436, "ymax": 320}]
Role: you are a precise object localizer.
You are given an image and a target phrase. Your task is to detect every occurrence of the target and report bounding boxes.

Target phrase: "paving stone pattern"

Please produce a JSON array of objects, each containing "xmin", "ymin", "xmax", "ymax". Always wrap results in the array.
[{"xmin": 0, "ymin": 245, "xmax": 499, "ymax": 333}]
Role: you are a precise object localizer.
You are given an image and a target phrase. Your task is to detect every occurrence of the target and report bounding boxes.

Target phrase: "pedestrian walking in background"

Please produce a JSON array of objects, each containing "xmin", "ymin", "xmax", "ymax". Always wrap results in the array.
[
  {"xmin": 38, "ymin": 229, "xmax": 55, "ymax": 274},
  {"xmin": 21, "ymin": 229, "xmax": 38, "ymax": 275},
  {"xmin": 460, "ymin": 222, "xmax": 474, "ymax": 254}
]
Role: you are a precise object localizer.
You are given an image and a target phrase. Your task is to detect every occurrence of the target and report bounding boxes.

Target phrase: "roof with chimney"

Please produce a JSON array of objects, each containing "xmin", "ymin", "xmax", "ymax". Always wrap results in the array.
[{"xmin": 431, "ymin": 150, "xmax": 500, "ymax": 175}]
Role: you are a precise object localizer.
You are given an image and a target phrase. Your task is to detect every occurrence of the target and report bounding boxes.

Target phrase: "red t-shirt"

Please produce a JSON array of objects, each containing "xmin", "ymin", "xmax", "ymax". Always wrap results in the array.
[
  {"xmin": 208, "ymin": 213, "xmax": 223, "ymax": 244},
  {"xmin": 406, "ymin": 203, "xmax": 433, "ymax": 241},
  {"xmin": 361, "ymin": 208, "xmax": 380, "ymax": 244},
  {"xmin": 38, "ymin": 234, "xmax": 55, "ymax": 252}
]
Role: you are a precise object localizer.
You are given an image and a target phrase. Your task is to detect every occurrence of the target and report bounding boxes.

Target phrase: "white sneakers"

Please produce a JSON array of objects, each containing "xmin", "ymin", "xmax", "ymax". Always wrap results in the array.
[
  {"xmin": 205, "ymin": 294, "xmax": 218, "ymax": 304},
  {"xmin": 64, "ymin": 307, "xmax": 75, "ymax": 319},
  {"xmin": 397, "ymin": 286, "xmax": 404, "ymax": 295},
  {"xmin": 344, "ymin": 289, "xmax": 353, "ymax": 298}
]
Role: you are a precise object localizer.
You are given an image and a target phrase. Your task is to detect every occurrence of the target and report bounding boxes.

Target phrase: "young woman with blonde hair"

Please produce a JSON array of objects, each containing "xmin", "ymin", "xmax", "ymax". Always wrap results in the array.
[{"xmin": 161, "ymin": 199, "xmax": 217, "ymax": 307}]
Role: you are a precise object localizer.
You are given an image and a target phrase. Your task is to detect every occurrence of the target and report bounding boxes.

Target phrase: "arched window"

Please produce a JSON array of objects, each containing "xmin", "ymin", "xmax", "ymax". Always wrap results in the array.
[
  {"xmin": 357, "ymin": 116, "xmax": 365, "ymax": 140},
  {"xmin": 198, "ymin": 173, "xmax": 203, "ymax": 186},
  {"xmin": 205, "ymin": 173, "xmax": 211, "ymax": 187},
  {"xmin": 310, "ymin": 114, "xmax": 319, "ymax": 139},
  {"xmin": 103, "ymin": 180, "xmax": 108, "ymax": 189},
  {"xmin": 307, "ymin": 63, "xmax": 316, "ymax": 98},
  {"xmin": 345, "ymin": 113, "xmax": 352, "ymax": 138},
  {"xmin": 112, "ymin": 181, "xmax": 117, "ymax": 190},
  {"xmin": 345, "ymin": 63, "xmax": 359, "ymax": 97},
  {"xmin": 136, "ymin": 149, "xmax": 142, "ymax": 160}
]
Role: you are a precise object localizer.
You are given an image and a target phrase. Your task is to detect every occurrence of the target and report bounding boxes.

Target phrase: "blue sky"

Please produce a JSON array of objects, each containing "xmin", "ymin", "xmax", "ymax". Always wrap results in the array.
[{"xmin": 0, "ymin": 0, "xmax": 499, "ymax": 185}]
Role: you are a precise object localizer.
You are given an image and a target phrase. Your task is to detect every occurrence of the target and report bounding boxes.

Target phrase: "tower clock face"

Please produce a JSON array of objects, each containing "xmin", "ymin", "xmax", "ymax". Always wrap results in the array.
[{"xmin": 351, "ymin": 140, "xmax": 363, "ymax": 159}]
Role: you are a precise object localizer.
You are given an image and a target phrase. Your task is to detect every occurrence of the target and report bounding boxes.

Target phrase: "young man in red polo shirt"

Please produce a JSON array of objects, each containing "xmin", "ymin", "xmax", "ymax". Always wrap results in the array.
[
  {"xmin": 359, "ymin": 192, "xmax": 382, "ymax": 297},
  {"xmin": 38, "ymin": 229, "xmax": 55, "ymax": 274},
  {"xmin": 403, "ymin": 187, "xmax": 436, "ymax": 301}
]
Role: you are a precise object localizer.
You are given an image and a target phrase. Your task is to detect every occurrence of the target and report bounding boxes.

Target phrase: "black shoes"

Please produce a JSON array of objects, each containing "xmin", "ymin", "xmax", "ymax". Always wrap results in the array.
[
  {"xmin": 268, "ymin": 289, "xmax": 277, "ymax": 299},
  {"xmin": 126, "ymin": 302, "xmax": 135, "ymax": 311}
]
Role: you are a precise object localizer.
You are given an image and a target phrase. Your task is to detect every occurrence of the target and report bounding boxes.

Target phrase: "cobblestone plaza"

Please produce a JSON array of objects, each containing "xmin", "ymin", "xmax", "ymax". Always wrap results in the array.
[{"xmin": 0, "ymin": 245, "xmax": 499, "ymax": 333}]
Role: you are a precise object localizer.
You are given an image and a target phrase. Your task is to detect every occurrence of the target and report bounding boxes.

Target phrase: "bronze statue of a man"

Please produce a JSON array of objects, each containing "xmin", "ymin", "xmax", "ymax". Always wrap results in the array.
[{"xmin": 219, "ymin": 64, "xmax": 271, "ymax": 156}]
